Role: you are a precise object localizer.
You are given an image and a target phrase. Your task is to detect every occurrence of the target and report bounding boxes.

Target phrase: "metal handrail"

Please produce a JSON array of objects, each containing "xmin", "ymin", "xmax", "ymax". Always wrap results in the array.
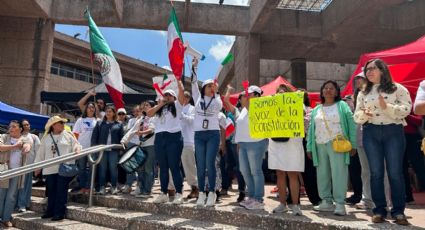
[{"xmin": 0, "ymin": 144, "xmax": 123, "ymax": 207}]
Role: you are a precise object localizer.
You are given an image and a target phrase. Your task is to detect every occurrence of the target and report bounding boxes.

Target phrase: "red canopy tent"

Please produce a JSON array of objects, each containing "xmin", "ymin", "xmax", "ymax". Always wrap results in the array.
[
  {"xmin": 228, "ymin": 76, "xmax": 321, "ymax": 107},
  {"xmin": 342, "ymin": 35, "xmax": 425, "ymax": 100}
]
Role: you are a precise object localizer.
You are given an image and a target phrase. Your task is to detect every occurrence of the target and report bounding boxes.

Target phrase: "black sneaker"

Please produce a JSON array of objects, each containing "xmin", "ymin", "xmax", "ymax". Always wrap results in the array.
[
  {"xmin": 237, "ymin": 192, "xmax": 246, "ymax": 203},
  {"xmin": 345, "ymin": 196, "xmax": 361, "ymax": 205}
]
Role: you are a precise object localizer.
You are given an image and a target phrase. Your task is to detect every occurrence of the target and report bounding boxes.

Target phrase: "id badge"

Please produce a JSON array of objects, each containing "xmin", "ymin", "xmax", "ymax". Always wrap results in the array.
[{"xmin": 202, "ymin": 119, "xmax": 209, "ymax": 129}]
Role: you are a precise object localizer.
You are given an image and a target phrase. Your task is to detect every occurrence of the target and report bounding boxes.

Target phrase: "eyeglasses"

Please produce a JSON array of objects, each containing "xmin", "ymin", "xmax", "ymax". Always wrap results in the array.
[
  {"xmin": 8, "ymin": 125, "xmax": 18, "ymax": 129},
  {"xmin": 118, "ymin": 113, "xmax": 126, "ymax": 115},
  {"xmin": 365, "ymin": 66, "xmax": 378, "ymax": 72}
]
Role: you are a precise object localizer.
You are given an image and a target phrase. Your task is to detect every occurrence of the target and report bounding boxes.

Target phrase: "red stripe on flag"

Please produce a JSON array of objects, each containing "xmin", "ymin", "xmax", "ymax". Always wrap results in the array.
[
  {"xmin": 105, "ymin": 84, "xmax": 124, "ymax": 109},
  {"xmin": 160, "ymin": 80, "xmax": 172, "ymax": 90},
  {"xmin": 169, "ymin": 39, "xmax": 185, "ymax": 80},
  {"xmin": 153, "ymin": 83, "xmax": 165, "ymax": 97}
]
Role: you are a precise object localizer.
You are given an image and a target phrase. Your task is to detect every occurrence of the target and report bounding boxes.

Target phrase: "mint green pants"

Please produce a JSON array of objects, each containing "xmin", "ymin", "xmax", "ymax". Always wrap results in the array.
[{"xmin": 316, "ymin": 142, "xmax": 348, "ymax": 205}]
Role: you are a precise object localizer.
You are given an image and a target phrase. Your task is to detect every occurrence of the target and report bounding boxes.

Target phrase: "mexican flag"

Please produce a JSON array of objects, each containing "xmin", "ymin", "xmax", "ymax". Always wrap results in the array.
[
  {"xmin": 152, "ymin": 74, "xmax": 179, "ymax": 101},
  {"xmin": 215, "ymin": 52, "xmax": 234, "ymax": 79},
  {"xmin": 85, "ymin": 10, "xmax": 124, "ymax": 109},
  {"xmin": 168, "ymin": 8, "xmax": 185, "ymax": 80},
  {"xmin": 225, "ymin": 117, "xmax": 235, "ymax": 139}
]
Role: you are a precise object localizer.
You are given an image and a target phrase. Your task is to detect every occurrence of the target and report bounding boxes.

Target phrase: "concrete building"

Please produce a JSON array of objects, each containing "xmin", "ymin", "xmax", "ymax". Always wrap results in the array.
[{"xmin": 2, "ymin": 0, "xmax": 425, "ymax": 111}]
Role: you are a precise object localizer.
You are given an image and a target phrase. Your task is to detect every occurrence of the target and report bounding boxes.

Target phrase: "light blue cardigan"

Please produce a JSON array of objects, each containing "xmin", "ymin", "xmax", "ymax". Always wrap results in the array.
[{"xmin": 306, "ymin": 101, "xmax": 357, "ymax": 167}]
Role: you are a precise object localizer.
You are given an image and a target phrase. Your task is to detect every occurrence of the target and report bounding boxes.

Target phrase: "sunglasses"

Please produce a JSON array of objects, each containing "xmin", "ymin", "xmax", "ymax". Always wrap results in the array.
[{"xmin": 118, "ymin": 113, "xmax": 126, "ymax": 115}]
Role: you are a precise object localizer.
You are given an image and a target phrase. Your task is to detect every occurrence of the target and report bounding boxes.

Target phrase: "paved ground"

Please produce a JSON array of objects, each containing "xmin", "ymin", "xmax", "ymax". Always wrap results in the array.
[{"xmin": 147, "ymin": 182, "xmax": 425, "ymax": 229}]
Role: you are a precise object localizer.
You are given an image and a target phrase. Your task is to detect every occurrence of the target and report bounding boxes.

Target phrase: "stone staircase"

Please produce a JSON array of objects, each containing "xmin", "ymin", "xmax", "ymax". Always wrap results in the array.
[{"xmin": 11, "ymin": 186, "xmax": 421, "ymax": 230}]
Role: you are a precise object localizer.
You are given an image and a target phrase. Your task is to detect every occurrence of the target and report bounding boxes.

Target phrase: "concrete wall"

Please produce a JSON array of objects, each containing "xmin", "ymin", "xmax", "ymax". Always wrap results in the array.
[
  {"xmin": 49, "ymin": 74, "xmax": 94, "ymax": 92},
  {"xmin": 0, "ymin": 16, "xmax": 54, "ymax": 112},
  {"xmin": 229, "ymin": 59, "xmax": 357, "ymax": 92}
]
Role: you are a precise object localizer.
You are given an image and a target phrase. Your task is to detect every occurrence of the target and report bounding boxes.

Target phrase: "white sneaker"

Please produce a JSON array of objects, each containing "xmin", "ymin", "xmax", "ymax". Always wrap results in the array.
[
  {"xmin": 272, "ymin": 203, "xmax": 290, "ymax": 213},
  {"xmin": 111, "ymin": 187, "xmax": 119, "ymax": 195},
  {"xmin": 196, "ymin": 192, "xmax": 206, "ymax": 207},
  {"xmin": 97, "ymin": 187, "xmax": 106, "ymax": 195},
  {"xmin": 153, "ymin": 193, "xmax": 169, "ymax": 204},
  {"xmin": 239, "ymin": 198, "xmax": 254, "ymax": 208},
  {"xmin": 206, "ymin": 192, "xmax": 217, "ymax": 207},
  {"xmin": 130, "ymin": 187, "xmax": 141, "ymax": 196},
  {"xmin": 334, "ymin": 204, "xmax": 346, "ymax": 216},
  {"xmin": 121, "ymin": 185, "xmax": 131, "ymax": 193},
  {"xmin": 313, "ymin": 201, "xmax": 334, "ymax": 212},
  {"xmin": 292, "ymin": 204, "xmax": 303, "ymax": 216},
  {"xmin": 172, "ymin": 193, "xmax": 183, "ymax": 205},
  {"xmin": 245, "ymin": 200, "xmax": 264, "ymax": 210}
]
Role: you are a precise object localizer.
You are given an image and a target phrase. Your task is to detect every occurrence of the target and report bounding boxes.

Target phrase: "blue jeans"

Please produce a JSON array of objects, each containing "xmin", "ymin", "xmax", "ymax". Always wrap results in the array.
[
  {"xmin": 155, "ymin": 132, "xmax": 183, "ymax": 194},
  {"xmin": 363, "ymin": 123, "xmax": 406, "ymax": 217},
  {"xmin": 45, "ymin": 174, "xmax": 72, "ymax": 218},
  {"xmin": 195, "ymin": 130, "xmax": 220, "ymax": 192},
  {"xmin": 98, "ymin": 150, "xmax": 119, "ymax": 188},
  {"xmin": 238, "ymin": 139, "xmax": 268, "ymax": 202},
  {"xmin": 138, "ymin": 145, "xmax": 156, "ymax": 194},
  {"xmin": 0, "ymin": 177, "xmax": 19, "ymax": 221},
  {"xmin": 77, "ymin": 156, "xmax": 90, "ymax": 189},
  {"xmin": 16, "ymin": 173, "xmax": 32, "ymax": 209}
]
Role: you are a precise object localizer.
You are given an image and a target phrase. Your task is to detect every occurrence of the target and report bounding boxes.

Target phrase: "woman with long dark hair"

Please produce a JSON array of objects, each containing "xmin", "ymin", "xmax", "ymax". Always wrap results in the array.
[
  {"xmin": 307, "ymin": 80, "xmax": 357, "ymax": 216},
  {"xmin": 189, "ymin": 59, "xmax": 223, "ymax": 207},
  {"xmin": 91, "ymin": 105, "xmax": 124, "ymax": 195},
  {"xmin": 147, "ymin": 83, "xmax": 185, "ymax": 204},
  {"xmin": 354, "ymin": 59, "xmax": 411, "ymax": 225},
  {"xmin": 73, "ymin": 102, "xmax": 98, "ymax": 194}
]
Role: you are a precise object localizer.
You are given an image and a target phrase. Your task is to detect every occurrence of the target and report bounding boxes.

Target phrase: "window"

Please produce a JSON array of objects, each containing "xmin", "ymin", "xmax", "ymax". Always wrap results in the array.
[{"xmin": 51, "ymin": 61, "xmax": 102, "ymax": 84}]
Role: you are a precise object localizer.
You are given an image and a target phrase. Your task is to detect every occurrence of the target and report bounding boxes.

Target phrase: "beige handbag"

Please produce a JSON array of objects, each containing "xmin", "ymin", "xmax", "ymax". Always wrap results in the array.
[{"xmin": 321, "ymin": 106, "xmax": 352, "ymax": 153}]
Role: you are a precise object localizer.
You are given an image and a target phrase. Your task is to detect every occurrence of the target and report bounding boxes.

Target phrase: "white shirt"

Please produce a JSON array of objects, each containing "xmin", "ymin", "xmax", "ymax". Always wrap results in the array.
[
  {"xmin": 22, "ymin": 133, "xmax": 40, "ymax": 164},
  {"xmin": 314, "ymin": 104, "xmax": 342, "ymax": 144},
  {"xmin": 73, "ymin": 117, "xmax": 98, "ymax": 149},
  {"xmin": 235, "ymin": 108, "xmax": 264, "ymax": 143},
  {"xmin": 153, "ymin": 101, "xmax": 183, "ymax": 133},
  {"xmin": 414, "ymin": 81, "xmax": 425, "ymax": 111},
  {"xmin": 354, "ymin": 83, "xmax": 412, "ymax": 125},
  {"xmin": 191, "ymin": 79, "xmax": 223, "ymax": 132},
  {"xmin": 9, "ymin": 138, "xmax": 22, "ymax": 169},
  {"xmin": 35, "ymin": 131, "xmax": 81, "ymax": 175},
  {"xmin": 121, "ymin": 116, "xmax": 155, "ymax": 147},
  {"xmin": 181, "ymin": 104, "xmax": 195, "ymax": 146},
  {"xmin": 125, "ymin": 117, "xmax": 140, "ymax": 145}
]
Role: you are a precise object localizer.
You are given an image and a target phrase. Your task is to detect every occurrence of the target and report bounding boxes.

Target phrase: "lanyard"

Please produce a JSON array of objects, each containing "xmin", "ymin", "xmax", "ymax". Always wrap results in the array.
[{"xmin": 202, "ymin": 96, "xmax": 215, "ymax": 116}]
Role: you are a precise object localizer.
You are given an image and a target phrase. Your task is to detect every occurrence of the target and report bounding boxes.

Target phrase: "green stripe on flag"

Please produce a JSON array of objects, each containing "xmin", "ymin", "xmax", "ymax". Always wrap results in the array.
[
  {"xmin": 84, "ymin": 10, "xmax": 115, "ymax": 58},
  {"xmin": 221, "ymin": 53, "xmax": 234, "ymax": 66},
  {"xmin": 168, "ymin": 8, "xmax": 183, "ymax": 41}
]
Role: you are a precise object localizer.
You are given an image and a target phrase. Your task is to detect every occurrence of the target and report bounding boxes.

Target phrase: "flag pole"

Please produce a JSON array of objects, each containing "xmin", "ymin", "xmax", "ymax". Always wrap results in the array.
[{"xmin": 85, "ymin": 7, "xmax": 97, "ymax": 105}]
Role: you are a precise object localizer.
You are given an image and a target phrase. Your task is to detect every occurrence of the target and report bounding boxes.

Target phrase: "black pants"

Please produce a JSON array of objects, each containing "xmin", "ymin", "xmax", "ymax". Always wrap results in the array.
[
  {"xmin": 288, "ymin": 139, "xmax": 321, "ymax": 205},
  {"xmin": 348, "ymin": 153, "xmax": 363, "ymax": 201},
  {"xmin": 405, "ymin": 133, "xmax": 425, "ymax": 191},
  {"xmin": 45, "ymin": 174, "xmax": 72, "ymax": 218}
]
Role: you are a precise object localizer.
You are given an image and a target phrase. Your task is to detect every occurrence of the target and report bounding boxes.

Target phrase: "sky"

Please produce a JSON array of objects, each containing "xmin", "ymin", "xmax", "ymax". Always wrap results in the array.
[{"xmin": 55, "ymin": 0, "xmax": 250, "ymax": 82}]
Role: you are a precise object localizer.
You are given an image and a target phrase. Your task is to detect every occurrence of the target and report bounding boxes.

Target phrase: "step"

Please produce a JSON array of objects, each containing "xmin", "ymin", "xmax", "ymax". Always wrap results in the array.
[
  {"xmin": 12, "ymin": 211, "xmax": 114, "ymax": 230},
  {"xmin": 31, "ymin": 187, "xmax": 421, "ymax": 230},
  {"xmin": 29, "ymin": 197, "xmax": 253, "ymax": 230}
]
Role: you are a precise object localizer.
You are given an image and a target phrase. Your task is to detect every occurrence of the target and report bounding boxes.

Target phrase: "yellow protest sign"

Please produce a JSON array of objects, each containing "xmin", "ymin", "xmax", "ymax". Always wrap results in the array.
[{"xmin": 248, "ymin": 92, "xmax": 305, "ymax": 138}]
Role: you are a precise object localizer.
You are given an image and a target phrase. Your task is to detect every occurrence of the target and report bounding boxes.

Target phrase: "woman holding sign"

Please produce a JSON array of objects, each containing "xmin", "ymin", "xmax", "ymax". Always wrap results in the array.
[
  {"xmin": 307, "ymin": 80, "xmax": 357, "ymax": 216},
  {"xmin": 190, "ymin": 59, "xmax": 223, "ymax": 207},
  {"xmin": 268, "ymin": 84, "xmax": 305, "ymax": 216},
  {"xmin": 224, "ymin": 84, "xmax": 268, "ymax": 210}
]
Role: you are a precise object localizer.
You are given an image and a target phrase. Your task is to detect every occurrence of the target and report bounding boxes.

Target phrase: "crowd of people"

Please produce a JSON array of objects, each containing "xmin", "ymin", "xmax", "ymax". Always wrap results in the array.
[{"xmin": 1, "ymin": 58, "xmax": 425, "ymax": 227}]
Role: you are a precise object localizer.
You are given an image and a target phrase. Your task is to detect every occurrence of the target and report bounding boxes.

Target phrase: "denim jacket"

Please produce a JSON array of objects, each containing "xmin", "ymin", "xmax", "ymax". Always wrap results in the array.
[{"xmin": 91, "ymin": 120, "xmax": 124, "ymax": 147}]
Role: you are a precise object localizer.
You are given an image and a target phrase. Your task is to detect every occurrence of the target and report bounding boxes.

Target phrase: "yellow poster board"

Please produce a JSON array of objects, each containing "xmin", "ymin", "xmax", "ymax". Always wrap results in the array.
[{"xmin": 248, "ymin": 92, "xmax": 305, "ymax": 138}]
